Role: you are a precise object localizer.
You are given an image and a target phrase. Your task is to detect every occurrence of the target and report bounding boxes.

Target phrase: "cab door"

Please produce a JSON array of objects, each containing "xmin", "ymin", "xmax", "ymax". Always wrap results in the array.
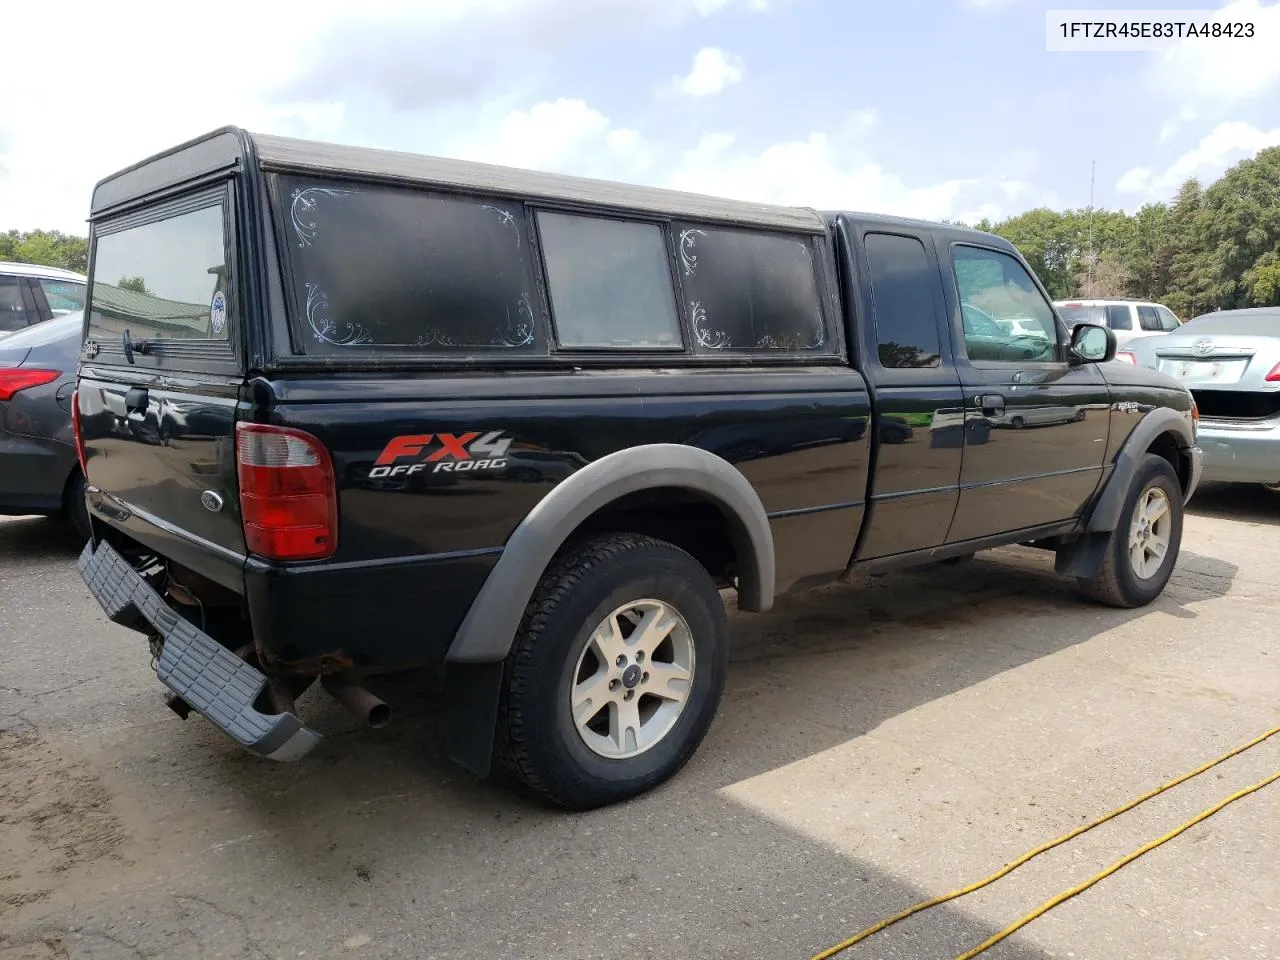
[
  {"xmin": 842, "ymin": 224, "xmax": 965, "ymax": 559},
  {"xmin": 940, "ymin": 242, "xmax": 1110, "ymax": 542}
]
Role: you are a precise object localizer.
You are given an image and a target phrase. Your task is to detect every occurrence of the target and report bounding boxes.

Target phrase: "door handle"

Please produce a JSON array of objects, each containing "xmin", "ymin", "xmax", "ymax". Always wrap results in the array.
[{"xmin": 978, "ymin": 394, "xmax": 1005, "ymax": 416}]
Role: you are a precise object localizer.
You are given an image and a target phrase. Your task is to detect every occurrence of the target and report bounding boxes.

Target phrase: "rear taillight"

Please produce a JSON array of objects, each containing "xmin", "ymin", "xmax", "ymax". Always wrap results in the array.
[
  {"xmin": 236, "ymin": 423, "xmax": 337, "ymax": 561},
  {"xmin": 71, "ymin": 388, "xmax": 87, "ymax": 474},
  {"xmin": 1266, "ymin": 362, "xmax": 1280, "ymax": 382},
  {"xmin": 1115, "ymin": 351, "xmax": 1137, "ymax": 365},
  {"xmin": 0, "ymin": 368, "xmax": 60, "ymax": 402}
]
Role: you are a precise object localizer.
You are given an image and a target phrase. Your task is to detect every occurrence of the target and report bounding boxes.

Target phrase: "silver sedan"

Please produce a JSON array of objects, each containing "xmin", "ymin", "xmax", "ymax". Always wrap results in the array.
[{"xmin": 1126, "ymin": 307, "xmax": 1280, "ymax": 488}]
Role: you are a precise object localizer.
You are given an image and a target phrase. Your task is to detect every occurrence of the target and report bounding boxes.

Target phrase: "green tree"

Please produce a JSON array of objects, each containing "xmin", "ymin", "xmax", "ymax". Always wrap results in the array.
[
  {"xmin": 1200, "ymin": 146, "xmax": 1280, "ymax": 309},
  {"xmin": 0, "ymin": 229, "xmax": 88, "ymax": 274},
  {"xmin": 118, "ymin": 275, "xmax": 151, "ymax": 294}
]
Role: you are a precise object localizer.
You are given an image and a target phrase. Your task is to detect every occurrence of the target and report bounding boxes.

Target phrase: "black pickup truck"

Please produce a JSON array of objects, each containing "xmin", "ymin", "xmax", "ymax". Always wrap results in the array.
[{"xmin": 75, "ymin": 129, "xmax": 1202, "ymax": 809}]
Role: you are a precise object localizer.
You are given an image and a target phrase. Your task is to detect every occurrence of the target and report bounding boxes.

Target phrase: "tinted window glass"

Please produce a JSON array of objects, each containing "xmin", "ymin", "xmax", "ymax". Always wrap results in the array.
[
  {"xmin": 1156, "ymin": 305, "xmax": 1181, "ymax": 331},
  {"xmin": 88, "ymin": 204, "xmax": 228, "ymax": 343},
  {"xmin": 280, "ymin": 179, "xmax": 537, "ymax": 351},
  {"xmin": 38, "ymin": 278, "xmax": 86, "ymax": 316},
  {"xmin": 1137, "ymin": 305, "xmax": 1162, "ymax": 331},
  {"xmin": 1106, "ymin": 304, "xmax": 1133, "ymax": 330},
  {"xmin": 952, "ymin": 246, "xmax": 1057, "ymax": 363},
  {"xmin": 676, "ymin": 226, "xmax": 825, "ymax": 351},
  {"xmin": 539, "ymin": 212, "xmax": 681, "ymax": 349},
  {"xmin": 864, "ymin": 233, "xmax": 940, "ymax": 368},
  {"xmin": 1057, "ymin": 303, "xmax": 1105, "ymax": 326},
  {"xmin": 0, "ymin": 277, "xmax": 34, "ymax": 332}
]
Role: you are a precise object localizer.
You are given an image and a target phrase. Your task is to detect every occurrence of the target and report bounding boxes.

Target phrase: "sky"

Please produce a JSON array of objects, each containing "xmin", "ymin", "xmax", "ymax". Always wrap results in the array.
[{"xmin": 2, "ymin": 0, "xmax": 1278, "ymax": 236}]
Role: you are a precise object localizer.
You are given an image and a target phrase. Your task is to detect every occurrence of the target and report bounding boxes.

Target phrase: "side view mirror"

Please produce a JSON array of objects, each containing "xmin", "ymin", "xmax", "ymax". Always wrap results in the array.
[{"xmin": 1069, "ymin": 322, "xmax": 1116, "ymax": 364}]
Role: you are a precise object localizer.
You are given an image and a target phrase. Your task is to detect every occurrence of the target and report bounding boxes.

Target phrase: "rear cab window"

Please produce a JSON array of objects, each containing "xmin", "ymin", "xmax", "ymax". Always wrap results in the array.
[{"xmin": 86, "ymin": 189, "xmax": 237, "ymax": 370}]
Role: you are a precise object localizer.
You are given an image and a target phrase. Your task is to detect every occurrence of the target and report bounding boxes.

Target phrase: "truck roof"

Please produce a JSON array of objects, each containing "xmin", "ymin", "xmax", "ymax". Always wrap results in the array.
[{"xmin": 91, "ymin": 127, "xmax": 827, "ymax": 234}]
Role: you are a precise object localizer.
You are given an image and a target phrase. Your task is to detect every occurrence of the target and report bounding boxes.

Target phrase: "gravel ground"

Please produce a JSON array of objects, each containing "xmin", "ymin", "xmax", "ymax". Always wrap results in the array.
[{"xmin": 2, "ymin": 482, "xmax": 1278, "ymax": 960}]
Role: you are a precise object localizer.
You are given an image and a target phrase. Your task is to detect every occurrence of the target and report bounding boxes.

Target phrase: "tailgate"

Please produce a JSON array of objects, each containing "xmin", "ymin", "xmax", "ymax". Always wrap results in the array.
[{"xmin": 78, "ymin": 185, "xmax": 248, "ymax": 590}]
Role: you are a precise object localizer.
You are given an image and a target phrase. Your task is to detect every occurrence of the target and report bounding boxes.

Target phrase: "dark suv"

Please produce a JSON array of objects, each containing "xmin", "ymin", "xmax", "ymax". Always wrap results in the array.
[{"xmin": 75, "ymin": 129, "xmax": 1202, "ymax": 808}]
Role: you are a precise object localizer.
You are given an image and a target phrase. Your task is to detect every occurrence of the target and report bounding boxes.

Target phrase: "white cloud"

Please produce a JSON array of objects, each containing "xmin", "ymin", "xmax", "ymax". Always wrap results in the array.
[
  {"xmin": 694, "ymin": 0, "xmax": 768, "ymax": 11},
  {"xmin": 0, "ymin": 0, "xmax": 764, "ymax": 234},
  {"xmin": 839, "ymin": 108, "xmax": 879, "ymax": 139},
  {"xmin": 453, "ymin": 98, "xmax": 657, "ymax": 178},
  {"xmin": 1150, "ymin": 0, "xmax": 1280, "ymax": 110},
  {"xmin": 665, "ymin": 129, "xmax": 1020, "ymax": 222},
  {"xmin": 440, "ymin": 96, "xmax": 1037, "ymax": 223},
  {"xmin": 671, "ymin": 47, "xmax": 746, "ymax": 97},
  {"xmin": 1159, "ymin": 106, "xmax": 1201, "ymax": 143},
  {"xmin": 1116, "ymin": 120, "xmax": 1280, "ymax": 197}
]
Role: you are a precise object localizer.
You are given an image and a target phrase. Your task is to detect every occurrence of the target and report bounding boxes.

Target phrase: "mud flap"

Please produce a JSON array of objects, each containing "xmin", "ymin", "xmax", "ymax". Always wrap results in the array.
[
  {"xmin": 1053, "ymin": 532, "xmax": 1111, "ymax": 579},
  {"xmin": 445, "ymin": 661, "xmax": 505, "ymax": 778}
]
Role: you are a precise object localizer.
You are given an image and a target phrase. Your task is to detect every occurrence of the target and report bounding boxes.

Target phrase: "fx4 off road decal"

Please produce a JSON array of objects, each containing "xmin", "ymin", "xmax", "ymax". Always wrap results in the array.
[{"xmin": 369, "ymin": 431, "xmax": 513, "ymax": 478}]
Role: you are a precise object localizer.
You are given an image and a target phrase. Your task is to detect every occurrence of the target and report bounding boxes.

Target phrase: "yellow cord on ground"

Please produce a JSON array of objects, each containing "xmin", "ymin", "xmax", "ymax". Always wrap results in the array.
[
  {"xmin": 809, "ymin": 724, "xmax": 1280, "ymax": 960},
  {"xmin": 954, "ymin": 766, "xmax": 1280, "ymax": 960}
]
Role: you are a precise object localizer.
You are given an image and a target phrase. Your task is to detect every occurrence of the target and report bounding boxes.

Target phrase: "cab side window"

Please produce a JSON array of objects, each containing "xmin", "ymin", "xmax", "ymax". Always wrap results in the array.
[
  {"xmin": 1105, "ymin": 304, "xmax": 1133, "ymax": 330},
  {"xmin": 0, "ymin": 277, "xmax": 35, "ymax": 332},
  {"xmin": 951, "ymin": 246, "xmax": 1058, "ymax": 363},
  {"xmin": 1137, "ymin": 305, "xmax": 1164, "ymax": 332},
  {"xmin": 38, "ymin": 279, "xmax": 86, "ymax": 317},
  {"xmin": 864, "ymin": 233, "xmax": 941, "ymax": 368}
]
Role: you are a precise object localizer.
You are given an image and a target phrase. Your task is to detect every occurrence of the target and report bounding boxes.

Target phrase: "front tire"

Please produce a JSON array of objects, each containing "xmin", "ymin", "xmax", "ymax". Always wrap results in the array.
[
  {"xmin": 1077, "ymin": 454, "xmax": 1183, "ymax": 607},
  {"xmin": 496, "ymin": 533, "xmax": 728, "ymax": 810}
]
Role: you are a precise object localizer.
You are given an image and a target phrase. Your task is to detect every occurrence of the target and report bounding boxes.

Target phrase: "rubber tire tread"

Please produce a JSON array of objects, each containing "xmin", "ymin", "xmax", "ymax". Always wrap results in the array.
[
  {"xmin": 495, "ymin": 532, "xmax": 726, "ymax": 810},
  {"xmin": 63, "ymin": 470, "xmax": 91, "ymax": 542},
  {"xmin": 1078, "ymin": 454, "xmax": 1182, "ymax": 608}
]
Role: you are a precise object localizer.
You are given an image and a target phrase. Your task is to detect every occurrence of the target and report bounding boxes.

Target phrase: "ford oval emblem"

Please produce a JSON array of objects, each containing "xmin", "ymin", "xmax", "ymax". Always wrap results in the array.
[
  {"xmin": 1192, "ymin": 338, "xmax": 1213, "ymax": 356},
  {"xmin": 200, "ymin": 490, "xmax": 224, "ymax": 513}
]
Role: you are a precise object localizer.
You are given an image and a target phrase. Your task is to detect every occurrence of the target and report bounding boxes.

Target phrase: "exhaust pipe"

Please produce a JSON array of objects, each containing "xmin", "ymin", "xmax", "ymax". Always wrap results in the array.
[{"xmin": 322, "ymin": 677, "xmax": 391, "ymax": 729}]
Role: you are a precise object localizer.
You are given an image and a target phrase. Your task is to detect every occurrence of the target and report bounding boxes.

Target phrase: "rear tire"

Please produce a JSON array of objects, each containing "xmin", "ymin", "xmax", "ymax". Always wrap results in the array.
[
  {"xmin": 63, "ymin": 471, "xmax": 90, "ymax": 541},
  {"xmin": 1077, "ymin": 454, "xmax": 1182, "ymax": 608},
  {"xmin": 496, "ymin": 533, "xmax": 728, "ymax": 810}
]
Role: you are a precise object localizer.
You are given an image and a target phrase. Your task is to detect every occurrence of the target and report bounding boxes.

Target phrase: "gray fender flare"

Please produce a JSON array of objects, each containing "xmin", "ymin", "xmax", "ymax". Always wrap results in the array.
[
  {"xmin": 446, "ymin": 443, "xmax": 775, "ymax": 665},
  {"xmin": 1086, "ymin": 406, "xmax": 1195, "ymax": 534}
]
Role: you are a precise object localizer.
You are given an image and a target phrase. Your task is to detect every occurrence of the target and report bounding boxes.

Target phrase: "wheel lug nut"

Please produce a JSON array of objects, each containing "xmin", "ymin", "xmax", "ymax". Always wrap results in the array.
[
  {"xmin": 615, "ymin": 655, "xmax": 626, "ymax": 667},
  {"xmin": 608, "ymin": 679, "xmax": 620, "ymax": 691},
  {"xmin": 641, "ymin": 671, "xmax": 649, "ymax": 683},
  {"xmin": 624, "ymin": 689, "xmax": 635, "ymax": 700},
  {"xmin": 635, "ymin": 651, "xmax": 645, "ymax": 663}
]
